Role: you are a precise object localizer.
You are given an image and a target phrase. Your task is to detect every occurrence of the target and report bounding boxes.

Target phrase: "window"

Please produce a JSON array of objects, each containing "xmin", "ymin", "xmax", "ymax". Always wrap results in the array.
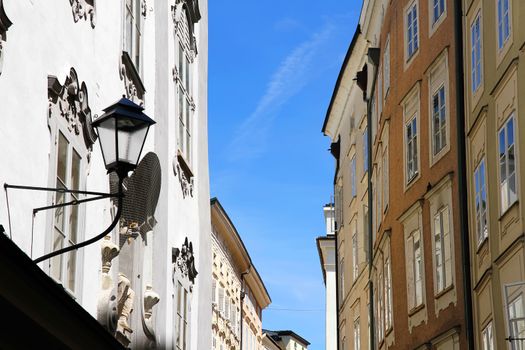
[
  {"xmin": 339, "ymin": 259, "xmax": 345, "ymax": 303},
  {"xmin": 508, "ymin": 295, "xmax": 525, "ymax": 350},
  {"xmin": 352, "ymin": 231, "xmax": 358, "ymax": 281},
  {"xmin": 499, "ymin": 115, "xmax": 517, "ymax": 212},
  {"xmin": 471, "ymin": 13, "xmax": 482, "ymax": 92},
  {"xmin": 474, "ymin": 159, "xmax": 488, "ymax": 245},
  {"xmin": 212, "ymin": 279, "xmax": 217, "ymax": 304},
  {"xmin": 351, "ymin": 156, "xmax": 357, "ymax": 198},
  {"xmin": 384, "ymin": 37, "xmax": 390, "ymax": 97},
  {"xmin": 124, "ymin": 0, "xmax": 142, "ymax": 70},
  {"xmin": 497, "ymin": 0, "xmax": 511, "ymax": 50},
  {"xmin": 50, "ymin": 131, "xmax": 81, "ymax": 292},
  {"xmin": 335, "ymin": 184, "xmax": 344, "ymax": 230},
  {"xmin": 383, "ymin": 149, "xmax": 389, "ymax": 212},
  {"xmin": 378, "ymin": 270, "xmax": 384, "ymax": 342},
  {"xmin": 225, "ymin": 294, "xmax": 230, "ymax": 320},
  {"xmin": 363, "ymin": 127, "xmax": 368, "ymax": 174},
  {"xmin": 406, "ymin": 1, "xmax": 419, "ymax": 59},
  {"xmin": 432, "ymin": 85, "xmax": 447, "ymax": 155},
  {"xmin": 406, "ymin": 116, "xmax": 418, "ymax": 182},
  {"xmin": 434, "ymin": 206, "xmax": 452, "ymax": 293},
  {"xmin": 408, "ymin": 230, "xmax": 424, "ymax": 308},
  {"xmin": 481, "ymin": 321, "xmax": 494, "ymax": 350},
  {"xmin": 432, "ymin": 0, "xmax": 445, "ymax": 25},
  {"xmin": 176, "ymin": 281, "xmax": 189, "ymax": 350},
  {"xmin": 384, "ymin": 249, "xmax": 393, "ymax": 329},
  {"xmin": 354, "ymin": 318, "xmax": 361, "ymax": 350},
  {"xmin": 218, "ymin": 286, "xmax": 225, "ymax": 313}
]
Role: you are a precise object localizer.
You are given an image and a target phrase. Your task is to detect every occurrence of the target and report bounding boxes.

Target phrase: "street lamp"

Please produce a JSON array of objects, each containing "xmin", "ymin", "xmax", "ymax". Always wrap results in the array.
[{"xmin": 29, "ymin": 97, "xmax": 155, "ymax": 264}]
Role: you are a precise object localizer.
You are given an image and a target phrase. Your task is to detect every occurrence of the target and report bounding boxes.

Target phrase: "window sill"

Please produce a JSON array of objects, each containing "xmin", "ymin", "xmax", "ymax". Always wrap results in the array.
[
  {"xmin": 476, "ymin": 236, "xmax": 489, "ymax": 254},
  {"xmin": 405, "ymin": 172, "xmax": 420, "ymax": 191},
  {"xmin": 408, "ymin": 303, "xmax": 425, "ymax": 317},
  {"xmin": 435, "ymin": 283, "xmax": 454, "ymax": 299},
  {"xmin": 499, "ymin": 199, "xmax": 519, "ymax": 221},
  {"xmin": 121, "ymin": 51, "xmax": 146, "ymax": 99},
  {"xmin": 177, "ymin": 150, "xmax": 194, "ymax": 178},
  {"xmin": 404, "ymin": 49, "xmax": 419, "ymax": 71}
]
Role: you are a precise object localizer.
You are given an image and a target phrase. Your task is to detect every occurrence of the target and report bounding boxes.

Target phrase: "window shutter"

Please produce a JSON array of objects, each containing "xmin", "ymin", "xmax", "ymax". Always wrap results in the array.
[
  {"xmin": 225, "ymin": 296, "xmax": 230, "ymax": 320},
  {"xmin": 212, "ymin": 279, "xmax": 217, "ymax": 304},
  {"xmin": 218, "ymin": 287, "xmax": 224, "ymax": 313}
]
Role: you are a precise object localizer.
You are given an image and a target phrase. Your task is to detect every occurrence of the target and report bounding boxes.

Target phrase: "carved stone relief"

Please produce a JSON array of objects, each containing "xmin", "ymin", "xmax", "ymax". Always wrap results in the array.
[
  {"xmin": 142, "ymin": 284, "xmax": 160, "ymax": 346},
  {"xmin": 97, "ymin": 236, "xmax": 119, "ymax": 333},
  {"xmin": 69, "ymin": 0, "xmax": 96, "ymax": 28},
  {"xmin": 120, "ymin": 52, "xmax": 145, "ymax": 106},
  {"xmin": 172, "ymin": 237, "xmax": 198, "ymax": 284},
  {"xmin": 0, "ymin": 1, "xmax": 13, "ymax": 76},
  {"xmin": 141, "ymin": 0, "xmax": 147, "ymax": 17},
  {"xmin": 116, "ymin": 273, "xmax": 135, "ymax": 347},
  {"xmin": 171, "ymin": 0, "xmax": 201, "ymax": 54},
  {"xmin": 174, "ymin": 162, "xmax": 194, "ymax": 198},
  {"xmin": 48, "ymin": 68, "xmax": 98, "ymax": 161}
]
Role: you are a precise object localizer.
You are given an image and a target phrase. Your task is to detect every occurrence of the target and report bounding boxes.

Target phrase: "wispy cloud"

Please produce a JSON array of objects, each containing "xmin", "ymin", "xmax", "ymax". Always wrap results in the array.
[
  {"xmin": 273, "ymin": 17, "xmax": 305, "ymax": 32},
  {"xmin": 227, "ymin": 21, "xmax": 335, "ymax": 161}
]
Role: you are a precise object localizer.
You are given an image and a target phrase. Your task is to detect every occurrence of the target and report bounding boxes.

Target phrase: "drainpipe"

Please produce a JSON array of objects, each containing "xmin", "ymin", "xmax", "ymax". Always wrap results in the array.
[
  {"xmin": 453, "ymin": 1, "xmax": 474, "ymax": 349},
  {"xmin": 240, "ymin": 267, "xmax": 251, "ymax": 350}
]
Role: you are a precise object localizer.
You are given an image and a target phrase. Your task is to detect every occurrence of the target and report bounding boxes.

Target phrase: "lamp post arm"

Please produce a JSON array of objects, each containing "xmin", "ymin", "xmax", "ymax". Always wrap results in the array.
[{"xmin": 34, "ymin": 177, "xmax": 124, "ymax": 264}]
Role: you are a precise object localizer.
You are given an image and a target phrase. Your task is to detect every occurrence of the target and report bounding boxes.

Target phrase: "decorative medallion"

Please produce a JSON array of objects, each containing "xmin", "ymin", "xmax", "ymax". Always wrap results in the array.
[
  {"xmin": 0, "ymin": 0, "xmax": 13, "ymax": 76},
  {"xmin": 172, "ymin": 237, "xmax": 198, "ymax": 284},
  {"xmin": 48, "ymin": 68, "xmax": 98, "ymax": 160},
  {"xmin": 69, "ymin": 0, "xmax": 96, "ymax": 28}
]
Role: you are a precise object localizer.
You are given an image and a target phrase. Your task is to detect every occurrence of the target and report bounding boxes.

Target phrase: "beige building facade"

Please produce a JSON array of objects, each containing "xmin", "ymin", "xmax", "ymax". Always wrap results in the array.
[
  {"xmin": 211, "ymin": 198, "xmax": 271, "ymax": 350},
  {"xmin": 463, "ymin": 0, "xmax": 525, "ymax": 348}
]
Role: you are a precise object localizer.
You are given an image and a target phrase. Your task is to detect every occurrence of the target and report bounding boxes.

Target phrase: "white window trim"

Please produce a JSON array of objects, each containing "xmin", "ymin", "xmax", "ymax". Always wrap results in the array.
[
  {"xmin": 404, "ymin": 0, "xmax": 420, "ymax": 69},
  {"xmin": 383, "ymin": 35, "xmax": 390, "ymax": 99},
  {"xmin": 123, "ymin": 0, "xmax": 144, "ymax": 74},
  {"xmin": 429, "ymin": 0, "xmax": 447, "ymax": 37},
  {"xmin": 474, "ymin": 158, "xmax": 489, "ymax": 247},
  {"xmin": 481, "ymin": 320, "xmax": 494, "ymax": 350},
  {"xmin": 469, "ymin": 6, "xmax": 484, "ymax": 109},
  {"xmin": 495, "ymin": 0, "xmax": 512, "ymax": 66},
  {"xmin": 402, "ymin": 84, "xmax": 421, "ymax": 190},
  {"xmin": 498, "ymin": 114, "xmax": 518, "ymax": 215}
]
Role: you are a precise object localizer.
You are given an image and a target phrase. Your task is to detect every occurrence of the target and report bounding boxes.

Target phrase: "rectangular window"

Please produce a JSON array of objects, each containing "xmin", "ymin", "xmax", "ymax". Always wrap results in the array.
[
  {"xmin": 384, "ymin": 37, "xmax": 390, "ymax": 97},
  {"xmin": 406, "ymin": 2, "xmax": 419, "ymax": 59},
  {"xmin": 508, "ymin": 295, "xmax": 525, "ymax": 349},
  {"xmin": 363, "ymin": 127, "xmax": 368, "ymax": 174},
  {"xmin": 471, "ymin": 13, "xmax": 482, "ymax": 92},
  {"xmin": 339, "ymin": 259, "xmax": 345, "ymax": 304},
  {"xmin": 406, "ymin": 116, "xmax": 418, "ymax": 182},
  {"xmin": 481, "ymin": 321, "xmax": 494, "ymax": 350},
  {"xmin": 383, "ymin": 149, "xmax": 389, "ymax": 212},
  {"xmin": 474, "ymin": 159, "xmax": 488, "ymax": 245},
  {"xmin": 497, "ymin": 0, "xmax": 511, "ymax": 49},
  {"xmin": 352, "ymin": 231, "xmax": 358, "ymax": 281},
  {"xmin": 408, "ymin": 230, "xmax": 423, "ymax": 308},
  {"xmin": 176, "ymin": 282, "xmax": 189, "ymax": 350},
  {"xmin": 351, "ymin": 156, "xmax": 357, "ymax": 198},
  {"xmin": 212, "ymin": 279, "xmax": 217, "ymax": 304},
  {"xmin": 124, "ymin": 0, "xmax": 141, "ymax": 70},
  {"xmin": 434, "ymin": 206, "xmax": 452, "ymax": 293},
  {"xmin": 432, "ymin": 0, "xmax": 445, "ymax": 25},
  {"xmin": 432, "ymin": 85, "xmax": 447, "ymax": 155},
  {"xmin": 50, "ymin": 131, "xmax": 80, "ymax": 292},
  {"xmin": 499, "ymin": 115, "xmax": 517, "ymax": 212},
  {"xmin": 378, "ymin": 270, "xmax": 384, "ymax": 341},
  {"xmin": 385, "ymin": 251, "xmax": 393, "ymax": 329},
  {"xmin": 354, "ymin": 318, "xmax": 360, "ymax": 350}
]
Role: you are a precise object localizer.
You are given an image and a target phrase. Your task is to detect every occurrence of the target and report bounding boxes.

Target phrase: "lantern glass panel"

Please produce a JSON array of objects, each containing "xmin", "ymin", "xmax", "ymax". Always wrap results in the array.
[
  {"xmin": 96, "ymin": 118, "xmax": 117, "ymax": 167},
  {"xmin": 116, "ymin": 118, "xmax": 148, "ymax": 166}
]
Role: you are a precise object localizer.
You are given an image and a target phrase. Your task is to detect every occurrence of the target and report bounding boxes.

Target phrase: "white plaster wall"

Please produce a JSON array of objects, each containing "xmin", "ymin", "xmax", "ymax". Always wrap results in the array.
[{"xmin": 0, "ymin": 0, "xmax": 210, "ymax": 347}]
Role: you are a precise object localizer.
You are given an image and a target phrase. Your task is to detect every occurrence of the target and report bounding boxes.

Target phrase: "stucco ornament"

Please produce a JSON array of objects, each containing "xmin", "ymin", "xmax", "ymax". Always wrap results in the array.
[
  {"xmin": 0, "ymin": 0, "xmax": 13, "ymax": 76},
  {"xmin": 141, "ymin": 0, "xmax": 147, "ymax": 17},
  {"xmin": 174, "ymin": 162, "xmax": 194, "ymax": 198},
  {"xmin": 120, "ymin": 52, "xmax": 145, "ymax": 106},
  {"xmin": 48, "ymin": 68, "xmax": 98, "ymax": 161},
  {"xmin": 172, "ymin": 237, "xmax": 198, "ymax": 284},
  {"xmin": 142, "ymin": 284, "xmax": 160, "ymax": 347},
  {"xmin": 171, "ymin": 0, "xmax": 201, "ymax": 53},
  {"xmin": 97, "ymin": 236, "xmax": 119, "ymax": 333},
  {"xmin": 116, "ymin": 273, "xmax": 135, "ymax": 347},
  {"xmin": 69, "ymin": 0, "xmax": 96, "ymax": 28}
]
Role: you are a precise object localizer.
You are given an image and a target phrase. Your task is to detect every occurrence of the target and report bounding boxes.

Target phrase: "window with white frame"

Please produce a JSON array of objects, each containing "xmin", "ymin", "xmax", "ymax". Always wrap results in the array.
[
  {"xmin": 339, "ymin": 259, "xmax": 345, "ymax": 304},
  {"xmin": 406, "ymin": 116, "xmax": 418, "ymax": 182},
  {"xmin": 481, "ymin": 321, "xmax": 494, "ymax": 350},
  {"xmin": 378, "ymin": 269, "xmax": 384, "ymax": 342},
  {"xmin": 474, "ymin": 159, "xmax": 488, "ymax": 245},
  {"xmin": 377, "ymin": 164, "xmax": 382, "ymax": 227},
  {"xmin": 363, "ymin": 127, "xmax": 368, "ymax": 174},
  {"xmin": 351, "ymin": 156, "xmax": 357, "ymax": 198},
  {"xmin": 378, "ymin": 69, "xmax": 383, "ymax": 116},
  {"xmin": 497, "ymin": 0, "xmax": 511, "ymax": 50},
  {"xmin": 499, "ymin": 115, "xmax": 517, "ymax": 212},
  {"xmin": 385, "ymin": 247, "xmax": 393, "ymax": 330},
  {"xmin": 212, "ymin": 278, "xmax": 217, "ymax": 305},
  {"xmin": 175, "ymin": 281, "xmax": 190, "ymax": 350},
  {"xmin": 432, "ymin": 0, "xmax": 445, "ymax": 25},
  {"xmin": 354, "ymin": 318, "xmax": 361, "ymax": 350},
  {"xmin": 50, "ymin": 131, "xmax": 82, "ymax": 293},
  {"xmin": 508, "ymin": 294, "xmax": 525, "ymax": 350},
  {"xmin": 406, "ymin": 1, "xmax": 419, "ymax": 59},
  {"xmin": 407, "ymin": 230, "xmax": 424, "ymax": 308},
  {"xmin": 471, "ymin": 12, "xmax": 482, "ymax": 93},
  {"xmin": 352, "ymin": 231, "xmax": 358, "ymax": 281},
  {"xmin": 383, "ymin": 148, "xmax": 389, "ymax": 213},
  {"xmin": 434, "ymin": 206, "xmax": 452, "ymax": 293},
  {"xmin": 432, "ymin": 85, "xmax": 447, "ymax": 155},
  {"xmin": 124, "ymin": 0, "xmax": 142, "ymax": 70},
  {"xmin": 384, "ymin": 37, "xmax": 390, "ymax": 98},
  {"xmin": 218, "ymin": 286, "xmax": 225, "ymax": 313}
]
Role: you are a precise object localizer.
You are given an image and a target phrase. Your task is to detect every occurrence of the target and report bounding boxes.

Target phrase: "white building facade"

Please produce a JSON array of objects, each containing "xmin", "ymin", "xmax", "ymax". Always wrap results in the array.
[{"xmin": 0, "ymin": 0, "xmax": 211, "ymax": 348}]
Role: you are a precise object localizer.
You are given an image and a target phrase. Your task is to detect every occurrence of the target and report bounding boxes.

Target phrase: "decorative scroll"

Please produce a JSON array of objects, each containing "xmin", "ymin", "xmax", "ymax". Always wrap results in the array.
[
  {"xmin": 97, "ymin": 236, "xmax": 119, "ymax": 333},
  {"xmin": 0, "ymin": 0, "xmax": 13, "ymax": 76},
  {"xmin": 172, "ymin": 237, "xmax": 198, "ymax": 284},
  {"xmin": 120, "ymin": 52, "xmax": 145, "ymax": 106},
  {"xmin": 48, "ymin": 68, "xmax": 98, "ymax": 160},
  {"xmin": 69, "ymin": 0, "xmax": 96, "ymax": 28}
]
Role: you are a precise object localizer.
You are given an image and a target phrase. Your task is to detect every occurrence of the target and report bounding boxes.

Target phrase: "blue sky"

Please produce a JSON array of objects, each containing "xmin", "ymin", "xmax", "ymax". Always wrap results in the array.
[{"xmin": 208, "ymin": 1, "xmax": 359, "ymax": 348}]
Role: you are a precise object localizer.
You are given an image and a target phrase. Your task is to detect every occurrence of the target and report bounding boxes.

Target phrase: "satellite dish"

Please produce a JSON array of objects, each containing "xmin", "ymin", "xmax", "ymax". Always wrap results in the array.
[{"xmin": 110, "ymin": 152, "xmax": 161, "ymax": 236}]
